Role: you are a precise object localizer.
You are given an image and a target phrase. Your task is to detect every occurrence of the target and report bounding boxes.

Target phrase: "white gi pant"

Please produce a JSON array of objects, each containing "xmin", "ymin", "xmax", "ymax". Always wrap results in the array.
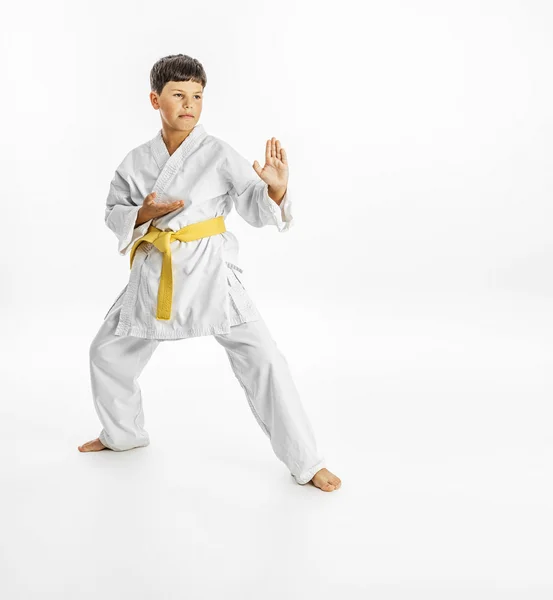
[{"xmin": 89, "ymin": 303, "xmax": 326, "ymax": 485}]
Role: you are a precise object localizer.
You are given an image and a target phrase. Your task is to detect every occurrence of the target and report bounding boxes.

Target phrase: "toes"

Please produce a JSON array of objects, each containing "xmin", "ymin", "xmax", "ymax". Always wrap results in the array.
[
  {"xmin": 78, "ymin": 440, "xmax": 98, "ymax": 452},
  {"xmin": 322, "ymin": 478, "xmax": 341, "ymax": 491}
]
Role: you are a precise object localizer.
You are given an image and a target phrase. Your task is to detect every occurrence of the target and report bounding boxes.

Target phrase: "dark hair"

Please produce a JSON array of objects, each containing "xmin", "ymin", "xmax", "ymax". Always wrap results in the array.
[{"xmin": 150, "ymin": 54, "xmax": 207, "ymax": 95}]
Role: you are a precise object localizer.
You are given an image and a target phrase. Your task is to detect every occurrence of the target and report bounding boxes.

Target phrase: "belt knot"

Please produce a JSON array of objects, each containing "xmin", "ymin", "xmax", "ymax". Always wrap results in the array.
[
  {"xmin": 152, "ymin": 230, "xmax": 175, "ymax": 255},
  {"xmin": 129, "ymin": 215, "xmax": 226, "ymax": 320}
]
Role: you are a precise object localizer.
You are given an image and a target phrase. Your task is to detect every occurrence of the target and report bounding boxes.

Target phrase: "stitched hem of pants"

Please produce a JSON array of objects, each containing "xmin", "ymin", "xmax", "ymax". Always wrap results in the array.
[
  {"xmin": 99, "ymin": 430, "xmax": 150, "ymax": 452},
  {"xmin": 291, "ymin": 458, "xmax": 327, "ymax": 485},
  {"xmin": 99, "ymin": 430, "xmax": 117, "ymax": 451}
]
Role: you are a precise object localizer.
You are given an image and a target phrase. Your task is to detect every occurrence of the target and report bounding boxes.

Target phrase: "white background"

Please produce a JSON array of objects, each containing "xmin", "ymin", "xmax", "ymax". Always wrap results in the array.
[{"xmin": 1, "ymin": 0, "xmax": 552, "ymax": 598}]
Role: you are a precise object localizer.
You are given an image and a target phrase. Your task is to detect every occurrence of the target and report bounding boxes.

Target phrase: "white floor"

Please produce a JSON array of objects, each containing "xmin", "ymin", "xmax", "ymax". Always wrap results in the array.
[{"xmin": 3, "ymin": 287, "xmax": 552, "ymax": 599}]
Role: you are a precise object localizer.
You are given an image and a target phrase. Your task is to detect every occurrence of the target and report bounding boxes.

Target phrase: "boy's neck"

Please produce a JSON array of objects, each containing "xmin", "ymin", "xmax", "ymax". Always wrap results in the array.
[{"xmin": 161, "ymin": 126, "xmax": 195, "ymax": 156}]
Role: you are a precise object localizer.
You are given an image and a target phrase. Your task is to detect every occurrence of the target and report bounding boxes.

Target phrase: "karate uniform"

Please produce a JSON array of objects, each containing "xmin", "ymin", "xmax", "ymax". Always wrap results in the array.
[
  {"xmin": 89, "ymin": 124, "xmax": 326, "ymax": 485},
  {"xmin": 106, "ymin": 123, "xmax": 291, "ymax": 339}
]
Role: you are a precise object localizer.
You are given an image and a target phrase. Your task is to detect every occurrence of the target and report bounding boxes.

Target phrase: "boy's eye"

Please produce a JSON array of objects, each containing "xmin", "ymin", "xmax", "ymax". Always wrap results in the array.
[{"xmin": 174, "ymin": 94, "xmax": 202, "ymax": 99}]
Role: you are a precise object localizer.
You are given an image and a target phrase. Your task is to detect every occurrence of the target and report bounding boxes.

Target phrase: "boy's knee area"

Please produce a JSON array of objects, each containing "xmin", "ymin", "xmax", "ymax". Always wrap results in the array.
[
  {"xmin": 89, "ymin": 338, "xmax": 116, "ymax": 368},
  {"xmin": 239, "ymin": 343, "xmax": 284, "ymax": 371}
]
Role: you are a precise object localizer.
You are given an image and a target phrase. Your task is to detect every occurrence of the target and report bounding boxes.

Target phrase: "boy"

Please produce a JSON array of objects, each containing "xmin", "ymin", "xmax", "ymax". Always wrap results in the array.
[{"xmin": 78, "ymin": 54, "xmax": 341, "ymax": 493}]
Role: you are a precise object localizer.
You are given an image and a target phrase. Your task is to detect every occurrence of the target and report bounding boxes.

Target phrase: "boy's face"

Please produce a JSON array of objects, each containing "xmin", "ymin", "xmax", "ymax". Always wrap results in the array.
[{"xmin": 150, "ymin": 80, "xmax": 203, "ymax": 132}]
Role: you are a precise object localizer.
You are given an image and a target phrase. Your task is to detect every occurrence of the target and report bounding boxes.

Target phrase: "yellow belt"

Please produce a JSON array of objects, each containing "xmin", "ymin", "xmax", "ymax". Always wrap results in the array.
[{"xmin": 129, "ymin": 215, "xmax": 226, "ymax": 320}]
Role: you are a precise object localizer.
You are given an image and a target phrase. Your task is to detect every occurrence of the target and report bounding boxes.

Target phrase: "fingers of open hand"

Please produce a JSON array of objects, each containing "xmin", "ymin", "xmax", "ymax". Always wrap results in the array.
[
  {"xmin": 156, "ymin": 200, "xmax": 184, "ymax": 215},
  {"xmin": 142, "ymin": 195, "xmax": 184, "ymax": 218},
  {"xmin": 167, "ymin": 200, "xmax": 184, "ymax": 213},
  {"xmin": 265, "ymin": 137, "xmax": 277, "ymax": 161},
  {"xmin": 265, "ymin": 138, "xmax": 285, "ymax": 165}
]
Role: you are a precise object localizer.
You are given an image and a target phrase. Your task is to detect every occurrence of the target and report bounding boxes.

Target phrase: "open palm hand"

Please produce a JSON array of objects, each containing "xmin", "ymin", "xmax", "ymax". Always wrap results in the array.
[{"xmin": 252, "ymin": 137, "xmax": 289, "ymax": 190}]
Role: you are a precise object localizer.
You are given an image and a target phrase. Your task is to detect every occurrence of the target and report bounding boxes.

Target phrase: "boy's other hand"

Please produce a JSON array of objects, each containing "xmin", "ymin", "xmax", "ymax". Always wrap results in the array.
[
  {"xmin": 252, "ymin": 137, "xmax": 289, "ymax": 191},
  {"xmin": 135, "ymin": 192, "xmax": 184, "ymax": 227}
]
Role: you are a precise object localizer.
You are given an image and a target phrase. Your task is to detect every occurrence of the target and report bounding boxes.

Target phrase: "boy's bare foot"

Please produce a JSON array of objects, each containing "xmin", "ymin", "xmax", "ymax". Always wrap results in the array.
[
  {"xmin": 310, "ymin": 468, "xmax": 342, "ymax": 492},
  {"xmin": 78, "ymin": 438, "xmax": 107, "ymax": 452}
]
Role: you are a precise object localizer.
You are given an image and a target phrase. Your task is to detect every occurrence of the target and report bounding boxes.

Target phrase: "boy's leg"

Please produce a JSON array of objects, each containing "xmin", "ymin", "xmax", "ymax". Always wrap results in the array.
[
  {"xmin": 213, "ymin": 315, "xmax": 326, "ymax": 485},
  {"xmin": 89, "ymin": 303, "xmax": 160, "ymax": 451}
]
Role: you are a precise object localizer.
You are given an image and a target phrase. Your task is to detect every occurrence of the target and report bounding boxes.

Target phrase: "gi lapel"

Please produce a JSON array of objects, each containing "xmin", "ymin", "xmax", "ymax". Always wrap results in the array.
[{"xmin": 149, "ymin": 124, "xmax": 207, "ymax": 200}]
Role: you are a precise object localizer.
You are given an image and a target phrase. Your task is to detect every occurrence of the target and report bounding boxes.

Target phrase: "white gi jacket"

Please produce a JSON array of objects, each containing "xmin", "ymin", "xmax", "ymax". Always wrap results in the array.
[{"xmin": 103, "ymin": 124, "xmax": 294, "ymax": 340}]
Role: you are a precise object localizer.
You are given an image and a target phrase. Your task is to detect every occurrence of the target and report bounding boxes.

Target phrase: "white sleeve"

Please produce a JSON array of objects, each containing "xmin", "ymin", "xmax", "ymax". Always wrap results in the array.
[
  {"xmin": 104, "ymin": 171, "xmax": 153, "ymax": 256},
  {"xmin": 221, "ymin": 143, "xmax": 294, "ymax": 232}
]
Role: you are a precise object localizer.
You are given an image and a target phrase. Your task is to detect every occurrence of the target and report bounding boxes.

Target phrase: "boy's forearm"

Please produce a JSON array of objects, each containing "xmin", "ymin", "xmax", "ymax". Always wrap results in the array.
[
  {"xmin": 132, "ymin": 186, "xmax": 286, "ymax": 226},
  {"xmin": 268, "ymin": 185, "xmax": 286, "ymax": 206},
  {"xmin": 134, "ymin": 208, "xmax": 149, "ymax": 227}
]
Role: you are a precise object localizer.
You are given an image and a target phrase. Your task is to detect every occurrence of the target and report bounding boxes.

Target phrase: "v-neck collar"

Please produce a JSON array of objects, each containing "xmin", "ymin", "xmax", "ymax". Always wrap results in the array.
[{"xmin": 151, "ymin": 123, "xmax": 206, "ymax": 169}]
